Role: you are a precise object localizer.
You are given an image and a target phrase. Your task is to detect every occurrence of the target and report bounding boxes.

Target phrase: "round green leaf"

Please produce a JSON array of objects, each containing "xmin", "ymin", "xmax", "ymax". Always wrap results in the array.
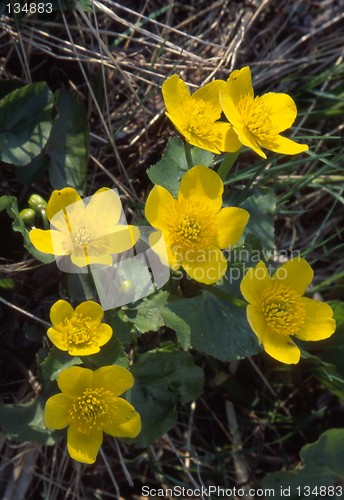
[{"xmin": 0, "ymin": 82, "xmax": 53, "ymax": 166}]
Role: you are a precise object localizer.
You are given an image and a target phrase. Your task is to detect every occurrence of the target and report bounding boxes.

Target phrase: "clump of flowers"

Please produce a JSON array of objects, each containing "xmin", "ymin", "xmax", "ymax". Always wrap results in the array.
[
  {"xmin": 145, "ymin": 165, "xmax": 249, "ymax": 284},
  {"xmin": 47, "ymin": 300, "xmax": 113, "ymax": 356},
  {"xmin": 29, "ymin": 187, "xmax": 139, "ymax": 267},
  {"xmin": 44, "ymin": 365, "xmax": 141, "ymax": 464},
  {"xmin": 219, "ymin": 66, "xmax": 309, "ymax": 159},
  {"xmin": 162, "ymin": 74, "xmax": 241, "ymax": 154},
  {"xmin": 240, "ymin": 258, "xmax": 336, "ymax": 364}
]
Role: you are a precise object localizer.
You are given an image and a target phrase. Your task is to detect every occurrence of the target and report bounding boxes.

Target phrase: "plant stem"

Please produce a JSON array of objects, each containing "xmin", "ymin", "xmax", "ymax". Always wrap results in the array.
[
  {"xmin": 217, "ymin": 150, "xmax": 241, "ymax": 180},
  {"xmin": 198, "ymin": 282, "xmax": 247, "ymax": 309},
  {"xmin": 184, "ymin": 141, "xmax": 193, "ymax": 169}
]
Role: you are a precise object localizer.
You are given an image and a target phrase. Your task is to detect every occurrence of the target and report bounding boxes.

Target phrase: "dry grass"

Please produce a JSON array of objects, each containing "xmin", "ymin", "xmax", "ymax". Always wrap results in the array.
[{"xmin": 0, "ymin": 1, "xmax": 343, "ymax": 498}]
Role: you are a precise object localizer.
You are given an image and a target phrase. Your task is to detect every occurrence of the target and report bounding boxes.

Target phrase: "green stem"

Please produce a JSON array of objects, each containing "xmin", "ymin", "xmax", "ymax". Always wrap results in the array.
[
  {"xmin": 199, "ymin": 282, "xmax": 247, "ymax": 309},
  {"xmin": 217, "ymin": 150, "xmax": 241, "ymax": 180},
  {"xmin": 184, "ymin": 141, "xmax": 193, "ymax": 169}
]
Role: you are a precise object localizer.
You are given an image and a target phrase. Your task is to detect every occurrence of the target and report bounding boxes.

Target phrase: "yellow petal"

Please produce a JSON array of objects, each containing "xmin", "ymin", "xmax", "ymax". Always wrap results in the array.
[
  {"xmin": 215, "ymin": 207, "xmax": 250, "ymax": 248},
  {"xmin": 218, "ymin": 122, "xmax": 243, "ymax": 153},
  {"xmin": 84, "ymin": 189, "xmax": 122, "ymax": 231},
  {"xmin": 240, "ymin": 261, "xmax": 271, "ymax": 305},
  {"xmin": 44, "ymin": 394, "xmax": 72, "ymax": 429},
  {"xmin": 105, "ymin": 225, "xmax": 140, "ymax": 253},
  {"xmin": 67, "ymin": 424, "xmax": 103, "ymax": 464},
  {"xmin": 193, "ymin": 80, "xmax": 226, "ymax": 121},
  {"xmin": 145, "ymin": 185, "xmax": 176, "ymax": 230},
  {"xmin": 296, "ymin": 298, "xmax": 336, "ymax": 341},
  {"xmin": 182, "ymin": 247, "xmax": 227, "ymax": 284},
  {"xmin": 46, "ymin": 188, "xmax": 82, "ymax": 221},
  {"xmin": 271, "ymin": 258, "xmax": 314, "ymax": 295},
  {"xmin": 57, "ymin": 366, "xmax": 93, "ymax": 397},
  {"xmin": 220, "ymin": 88, "xmax": 266, "ymax": 157},
  {"xmin": 149, "ymin": 230, "xmax": 181, "ymax": 271},
  {"xmin": 258, "ymin": 134, "xmax": 308, "ymax": 156},
  {"xmin": 236, "ymin": 125, "xmax": 267, "ymax": 158},
  {"xmin": 96, "ymin": 323, "xmax": 113, "ymax": 347},
  {"xmin": 258, "ymin": 93, "xmax": 297, "ymax": 133},
  {"xmin": 246, "ymin": 305, "xmax": 268, "ymax": 344},
  {"xmin": 263, "ymin": 328, "xmax": 300, "ymax": 364},
  {"xmin": 75, "ymin": 300, "xmax": 103, "ymax": 328},
  {"xmin": 219, "ymin": 88, "xmax": 245, "ymax": 129},
  {"xmin": 226, "ymin": 66, "xmax": 254, "ymax": 104},
  {"xmin": 47, "ymin": 327, "xmax": 68, "ymax": 351},
  {"xmin": 49, "ymin": 208, "xmax": 71, "ymax": 233},
  {"xmin": 162, "ymin": 74, "xmax": 191, "ymax": 120},
  {"xmin": 171, "ymin": 120, "xmax": 222, "ymax": 154},
  {"xmin": 93, "ymin": 365, "xmax": 134, "ymax": 396},
  {"xmin": 179, "ymin": 165, "xmax": 224, "ymax": 211},
  {"xmin": 50, "ymin": 300, "xmax": 74, "ymax": 329},
  {"xmin": 70, "ymin": 250, "xmax": 112, "ymax": 268},
  {"xmin": 68, "ymin": 344, "xmax": 100, "ymax": 356},
  {"xmin": 103, "ymin": 398, "xmax": 141, "ymax": 438},
  {"xmin": 29, "ymin": 229, "xmax": 71, "ymax": 255}
]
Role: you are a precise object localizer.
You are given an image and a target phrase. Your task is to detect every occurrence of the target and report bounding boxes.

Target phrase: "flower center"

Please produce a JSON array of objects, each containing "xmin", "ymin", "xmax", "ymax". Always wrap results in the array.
[
  {"xmin": 63, "ymin": 314, "xmax": 92, "ymax": 347},
  {"xmin": 176, "ymin": 215, "xmax": 202, "ymax": 242},
  {"xmin": 69, "ymin": 387, "xmax": 116, "ymax": 430},
  {"xmin": 69, "ymin": 221, "xmax": 112, "ymax": 258},
  {"xmin": 184, "ymin": 100, "xmax": 219, "ymax": 142},
  {"xmin": 238, "ymin": 94, "xmax": 277, "ymax": 140},
  {"xmin": 262, "ymin": 284, "xmax": 305, "ymax": 336},
  {"xmin": 72, "ymin": 224, "xmax": 94, "ymax": 248}
]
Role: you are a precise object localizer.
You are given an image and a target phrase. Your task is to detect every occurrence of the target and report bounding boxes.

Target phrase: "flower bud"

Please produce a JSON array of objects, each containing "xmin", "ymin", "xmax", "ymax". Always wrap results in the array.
[
  {"xmin": 28, "ymin": 194, "xmax": 47, "ymax": 213},
  {"xmin": 19, "ymin": 208, "xmax": 36, "ymax": 225}
]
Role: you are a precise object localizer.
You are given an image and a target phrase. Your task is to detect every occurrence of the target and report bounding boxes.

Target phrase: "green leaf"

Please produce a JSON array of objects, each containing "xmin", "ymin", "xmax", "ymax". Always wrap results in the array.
[
  {"xmin": 0, "ymin": 396, "xmax": 62, "ymax": 445},
  {"xmin": 48, "ymin": 89, "xmax": 89, "ymax": 194},
  {"xmin": 122, "ymin": 291, "xmax": 169, "ymax": 334},
  {"xmin": 66, "ymin": 272, "xmax": 97, "ymax": 302},
  {"xmin": 0, "ymin": 82, "xmax": 53, "ymax": 166},
  {"xmin": 41, "ymin": 347, "xmax": 82, "ymax": 381},
  {"xmin": 0, "ymin": 277, "xmax": 15, "ymax": 289},
  {"xmin": 127, "ymin": 350, "xmax": 204, "ymax": 446},
  {"xmin": 0, "ymin": 195, "xmax": 54, "ymax": 263},
  {"xmin": 147, "ymin": 137, "xmax": 213, "ymax": 197},
  {"xmin": 228, "ymin": 187, "xmax": 276, "ymax": 251},
  {"xmin": 164, "ymin": 291, "xmax": 259, "ymax": 362},
  {"xmin": 262, "ymin": 428, "xmax": 344, "ymax": 499},
  {"xmin": 81, "ymin": 336, "xmax": 128, "ymax": 370}
]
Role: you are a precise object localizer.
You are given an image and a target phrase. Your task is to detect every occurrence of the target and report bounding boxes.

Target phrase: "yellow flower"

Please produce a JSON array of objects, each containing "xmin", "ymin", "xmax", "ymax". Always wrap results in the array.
[
  {"xmin": 29, "ymin": 187, "xmax": 139, "ymax": 267},
  {"xmin": 219, "ymin": 66, "xmax": 309, "ymax": 159},
  {"xmin": 240, "ymin": 259, "xmax": 336, "ymax": 364},
  {"xmin": 145, "ymin": 165, "xmax": 249, "ymax": 284},
  {"xmin": 162, "ymin": 74, "xmax": 242, "ymax": 154},
  {"xmin": 44, "ymin": 365, "xmax": 141, "ymax": 464},
  {"xmin": 47, "ymin": 300, "xmax": 112, "ymax": 356}
]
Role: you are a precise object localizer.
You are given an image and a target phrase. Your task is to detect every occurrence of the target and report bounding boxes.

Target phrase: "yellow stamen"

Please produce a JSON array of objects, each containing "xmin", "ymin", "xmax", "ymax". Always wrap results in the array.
[
  {"xmin": 69, "ymin": 388, "xmax": 117, "ymax": 430},
  {"xmin": 262, "ymin": 284, "xmax": 305, "ymax": 335},
  {"xmin": 63, "ymin": 314, "xmax": 93, "ymax": 348},
  {"xmin": 238, "ymin": 94, "xmax": 277, "ymax": 140},
  {"xmin": 184, "ymin": 100, "xmax": 220, "ymax": 143}
]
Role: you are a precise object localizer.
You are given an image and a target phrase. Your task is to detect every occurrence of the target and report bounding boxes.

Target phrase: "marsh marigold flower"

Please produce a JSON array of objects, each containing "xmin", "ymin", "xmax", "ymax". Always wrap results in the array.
[
  {"xmin": 162, "ymin": 74, "xmax": 242, "ymax": 154},
  {"xmin": 219, "ymin": 66, "xmax": 308, "ymax": 159},
  {"xmin": 29, "ymin": 187, "xmax": 139, "ymax": 267},
  {"xmin": 240, "ymin": 258, "xmax": 336, "ymax": 364},
  {"xmin": 47, "ymin": 300, "xmax": 112, "ymax": 356},
  {"xmin": 44, "ymin": 365, "xmax": 141, "ymax": 464},
  {"xmin": 145, "ymin": 165, "xmax": 249, "ymax": 284}
]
